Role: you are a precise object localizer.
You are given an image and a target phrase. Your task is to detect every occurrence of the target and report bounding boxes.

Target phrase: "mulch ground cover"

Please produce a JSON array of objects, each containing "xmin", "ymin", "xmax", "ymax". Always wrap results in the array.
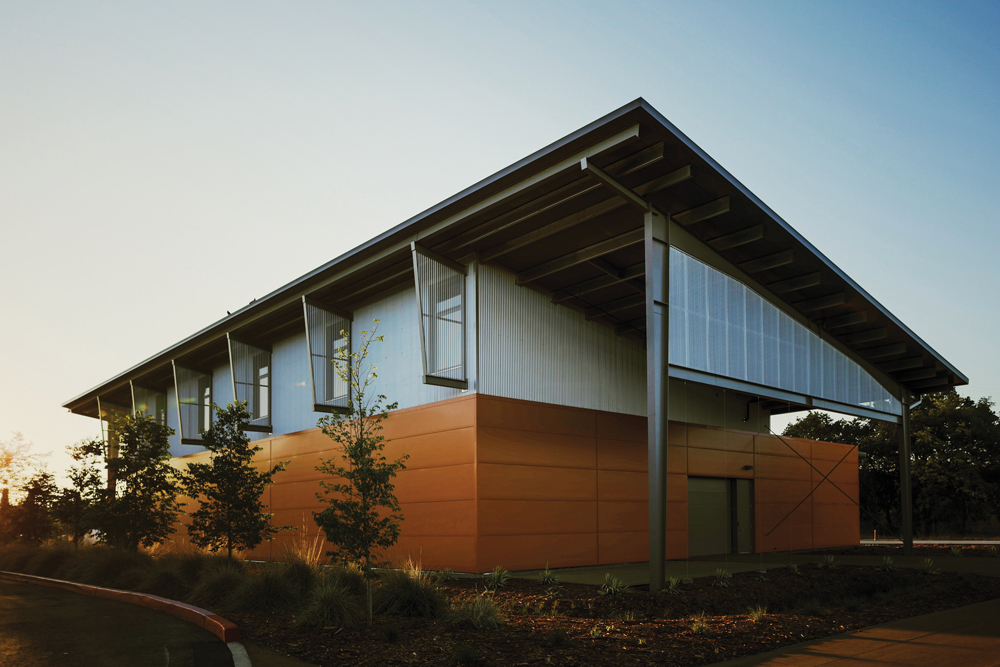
[{"xmin": 229, "ymin": 546, "xmax": 1000, "ymax": 667}]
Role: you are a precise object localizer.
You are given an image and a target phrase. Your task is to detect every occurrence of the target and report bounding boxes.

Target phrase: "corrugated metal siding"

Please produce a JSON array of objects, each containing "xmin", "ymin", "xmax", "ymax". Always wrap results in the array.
[
  {"xmin": 352, "ymin": 286, "xmax": 467, "ymax": 411},
  {"xmin": 271, "ymin": 331, "xmax": 316, "ymax": 435},
  {"xmin": 478, "ymin": 263, "xmax": 646, "ymax": 415}
]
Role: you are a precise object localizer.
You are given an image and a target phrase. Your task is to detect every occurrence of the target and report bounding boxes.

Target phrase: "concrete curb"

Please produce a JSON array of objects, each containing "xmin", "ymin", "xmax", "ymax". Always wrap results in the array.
[{"xmin": 0, "ymin": 570, "xmax": 240, "ymax": 642}]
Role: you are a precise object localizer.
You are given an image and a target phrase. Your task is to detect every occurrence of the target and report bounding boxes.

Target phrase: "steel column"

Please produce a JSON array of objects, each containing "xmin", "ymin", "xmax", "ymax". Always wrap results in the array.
[
  {"xmin": 898, "ymin": 394, "xmax": 914, "ymax": 555},
  {"xmin": 645, "ymin": 210, "xmax": 669, "ymax": 591}
]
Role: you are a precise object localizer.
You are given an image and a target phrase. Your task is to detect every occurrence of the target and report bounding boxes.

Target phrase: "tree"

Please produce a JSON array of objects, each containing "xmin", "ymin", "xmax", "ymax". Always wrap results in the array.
[
  {"xmin": 51, "ymin": 439, "xmax": 105, "ymax": 547},
  {"xmin": 9, "ymin": 471, "xmax": 58, "ymax": 544},
  {"xmin": 0, "ymin": 432, "xmax": 42, "ymax": 508},
  {"xmin": 313, "ymin": 321, "xmax": 408, "ymax": 624},
  {"xmin": 783, "ymin": 390, "xmax": 1000, "ymax": 536},
  {"xmin": 92, "ymin": 412, "xmax": 182, "ymax": 551},
  {"xmin": 179, "ymin": 402, "xmax": 289, "ymax": 558}
]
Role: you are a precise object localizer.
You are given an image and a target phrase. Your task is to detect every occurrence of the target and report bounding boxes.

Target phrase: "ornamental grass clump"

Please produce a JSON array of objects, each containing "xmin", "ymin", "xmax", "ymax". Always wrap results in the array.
[
  {"xmin": 281, "ymin": 553, "xmax": 319, "ymax": 595},
  {"xmin": 665, "ymin": 576, "xmax": 683, "ymax": 595},
  {"xmin": 187, "ymin": 559, "xmax": 248, "ymax": 609},
  {"xmin": 690, "ymin": 611, "xmax": 711, "ymax": 635},
  {"xmin": 372, "ymin": 566, "xmax": 449, "ymax": 619},
  {"xmin": 294, "ymin": 578, "xmax": 364, "ymax": 628},
  {"xmin": 599, "ymin": 573, "xmax": 629, "ymax": 595},
  {"xmin": 817, "ymin": 555, "xmax": 840, "ymax": 570},
  {"xmin": 323, "ymin": 564, "xmax": 366, "ymax": 597},
  {"xmin": 711, "ymin": 568, "xmax": 730, "ymax": 588},
  {"xmin": 136, "ymin": 560, "xmax": 189, "ymax": 600},
  {"xmin": 448, "ymin": 594, "xmax": 504, "ymax": 630},
  {"xmin": 484, "ymin": 565, "xmax": 509, "ymax": 590},
  {"xmin": 879, "ymin": 556, "xmax": 895, "ymax": 572},
  {"xmin": 949, "ymin": 546, "xmax": 964, "ymax": 557},
  {"xmin": 539, "ymin": 567, "xmax": 560, "ymax": 586},
  {"xmin": 23, "ymin": 546, "xmax": 73, "ymax": 578},
  {"xmin": 747, "ymin": 604, "xmax": 768, "ymax": 623},
  {"xmin": 918, "ymin": 558, "xmax": 941, "ymax": 575},
  {"xmin": 232, "ymin": 566, "xmax": 301, "ymax": 612}
]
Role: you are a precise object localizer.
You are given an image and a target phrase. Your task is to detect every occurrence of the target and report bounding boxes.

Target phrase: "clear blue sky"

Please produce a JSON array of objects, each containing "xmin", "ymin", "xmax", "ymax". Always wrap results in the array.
[{"xmin": 2, "ymin": 1, "xmax": 998, "ymax": 477}]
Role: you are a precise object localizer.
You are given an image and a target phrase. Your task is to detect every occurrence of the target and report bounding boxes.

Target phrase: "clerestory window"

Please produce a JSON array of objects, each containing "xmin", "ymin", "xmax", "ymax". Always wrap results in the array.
[
  {"xmin": 228, "ymin": 335, "xmax": 272, "ymax": 432},
  {"xmin": 411, "ymin": 243, "xmax": 467, "ymax": 389},
  {"xmin": 302, "ymin": 297, "xmax": 352, "ymax": 412}
]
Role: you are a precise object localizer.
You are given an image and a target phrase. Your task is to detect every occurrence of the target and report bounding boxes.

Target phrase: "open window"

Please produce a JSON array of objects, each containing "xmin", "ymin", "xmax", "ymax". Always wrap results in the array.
[
  {"xmin": 227, "ymin": 335, "xmax": 272, "ymax": 433},
  {"xmin": 411, "ymin": 243, "xmax": 467, "ymax": 389},
  {"xmin": 302, "ymin": 297, "xmax": 352, "ymax": 412},
  {"xmin": 172, "ymin": 362, "xmax": 213, "ymax": 444},
  {"xmin": 130, "ymin": 382, "xmax": 167, "ymax": 427}
]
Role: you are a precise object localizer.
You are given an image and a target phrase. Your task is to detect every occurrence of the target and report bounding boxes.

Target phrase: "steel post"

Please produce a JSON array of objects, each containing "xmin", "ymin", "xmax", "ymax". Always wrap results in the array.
[{"xmin": 645, "ymin": 210, "xmax": 669, "ymax": 591}]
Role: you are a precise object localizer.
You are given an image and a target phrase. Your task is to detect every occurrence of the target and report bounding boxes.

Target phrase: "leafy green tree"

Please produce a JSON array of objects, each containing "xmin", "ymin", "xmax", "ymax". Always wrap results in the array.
[
  {"xmin": 179, "ymin": 402, "xmax": 289, "ymax": 558},
  {"xmin": 313, "ymin": 321, "xmax": 408, "ymax": 624},
  {"xmin": 9, "ymin": 471, "xmax": 58, "ymax": 544},
  {"xmin": 93, "ymin": 412, "xmax": 182, "ymax": 551},
  {"xmin": 783, "ymin": 390, "xmax": 1000, "ymax": 536},
  {"xmin": 51, "ymin": 439, "xmax": 105, "ymax": 547}
]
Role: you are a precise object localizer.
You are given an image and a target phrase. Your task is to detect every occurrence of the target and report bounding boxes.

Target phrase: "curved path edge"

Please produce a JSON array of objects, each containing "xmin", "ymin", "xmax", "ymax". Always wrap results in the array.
[{"xmin": 0, "ymin": 570, "xmax": 240, "ymax": 642}]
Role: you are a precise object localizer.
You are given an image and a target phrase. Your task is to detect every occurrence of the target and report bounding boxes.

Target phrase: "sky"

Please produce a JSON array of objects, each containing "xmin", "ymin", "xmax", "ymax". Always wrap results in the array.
[{"xmin": 2, "ymin": 0, "xmax": 998, "ymax": 480}]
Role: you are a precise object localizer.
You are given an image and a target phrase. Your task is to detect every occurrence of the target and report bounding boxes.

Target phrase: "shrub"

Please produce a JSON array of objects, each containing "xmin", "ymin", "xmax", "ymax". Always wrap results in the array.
[
  {"xmin": 986, "ymin": 546, "xmax": 999, "ymax": 557},
  {"xmin": 539, "ymin": 568, "xmax": 560, "ymax": 586},
  {"xmin": 372, "ymin": 568, "xmax": 449, "ymax": 618},
  {"xmin": 665, "ymin": 577, "xmax": 682, "ymax": 595},
  {"xmin": 137, "ymin": 561, "xmax": 189, "ymax": 600},
  {"xmin": 448, "ymin": 594, "xmax": 504, "ymax": 630},
  {"xmin": 281, "ymin": 554, "xmax": 318, "ymax": 595},
  {"xmin": 711, "ymin": 569, "xmax": 730, "ymax": 588},
  {"xmin": 483, "ymin": 566, "xmax": 509, "ymax": 590},
  {"xmin": 690, "ymin": 612, "xmax": 711, "ymax": 635},
  {"xmin": 187, "ymin": 559, "xmax": 248, "ymax": 608},
  {"xmin": 817, "ymin": 555, "xmax": 839, "ymax": 570},
  {"xmin": 231, "ymin": 567, "xmax": 300, "ymax": 612},
  {"xmin": 878, "ymin": 556, "xmax": 895, "ymax": 572},
  {"xmin": 23, "ymin": 546, "xmax": 73, "ymax": 578},
  {"xmin": 589, "ymin": 626, "xmax": 603, "ymax": 638},
  {"xmin": 599, "ymin": 573, "xmax": 629, "ymax": 595},
  {"xmin": 918, "ymin": 558, "xmax": 940, "ymax": 575},
  {"xmin": 72, "ymin": 548, "xmax": 152, "ymax": 588},
  {"xmin": 323, "ymin": 564, "xmax": 366, "ymax": 597},
  {"xmin": 949, "ymin": 546, "xmax": 963, "ymax": 557},
  {"xmin": 747, "ymin": 604, "xmax": 767, "ymax": 622},
  {"xmin": 0, "ymin": 544, "xmax": 39, "ymax": 572},
  {"xmin": 294, "ymin": 578, "xmax": 363, "ymax": 628},
  {"xmin": 438, "ymin": 568, "xmax": 458, "ymax": 582}
]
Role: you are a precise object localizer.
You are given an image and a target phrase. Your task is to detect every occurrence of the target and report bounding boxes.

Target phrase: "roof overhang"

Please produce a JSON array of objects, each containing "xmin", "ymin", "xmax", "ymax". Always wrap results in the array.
[{"xmin": 63, "ymin": 98, "xmax": 967, "ymax": 419}]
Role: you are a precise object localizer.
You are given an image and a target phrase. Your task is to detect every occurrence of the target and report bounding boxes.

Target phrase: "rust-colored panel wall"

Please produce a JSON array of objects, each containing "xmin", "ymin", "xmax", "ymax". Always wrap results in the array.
[{"xmin": 169, "ymin": 392, "xmax": 857, "ymax": 572}]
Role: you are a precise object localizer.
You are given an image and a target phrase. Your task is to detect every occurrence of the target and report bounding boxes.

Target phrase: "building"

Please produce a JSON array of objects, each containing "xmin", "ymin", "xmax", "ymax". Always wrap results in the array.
[{"xmin": 63, "ymin": 99, "xmax": 966, "ymax": 588}]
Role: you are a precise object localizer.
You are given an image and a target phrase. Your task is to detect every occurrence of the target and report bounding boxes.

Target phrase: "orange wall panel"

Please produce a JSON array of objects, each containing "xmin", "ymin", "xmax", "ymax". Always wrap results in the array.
[
  {"xmin": 687, "ymin": 447, "xmax": 754, "ymax": 478},
  {"xmin": 599, "ymin": 531, "xmax": 647, "ymax": 565},
  {"xmin": 382, "ymin": 427, "xmax": 476, "ymax": 470},
  {"xmin": 478, "ymin": 500, "xmax": 597, "ymax": 536},
  {"xmin": 393, "ymin": 464, "xmax": 476, "ymax": 503},
  {"xmin": 380, "ymin": 394, "xmax": 476, "ymax": 440},
  {"xmin": 478, "ymin": 427, "xmax": 596, "ymax": 469},
  {"xmin": 599, "ymin": 501, "xmax": 648, "ymax": 533},
  {"xmin": 597, "ymin": 470, "xmax": 647, "ymax": 502},
  {"xmin": 596, "ymin": 412, "xmax": 646, "ymax": 443},
  {"xmin": 477, "ymin": 533, "xmax": 598, "ymax": 571},
  {"xmin": 478, "ymin": 463, "xmax": 596, "ymax": 502},
  {"xmin": 398, "ymin": 500, "xmax": 476, "ymax": 537},
  {"xmin": 477, "ymin": 395, "xmax": 596, "ymax": 437},
  {"xmin": 597, "ymin": 438, "xmax": 646, "ymax": 472},
  {"xmin": 387, "ymin": 536, "xmax": 478, "ymax": 572}
]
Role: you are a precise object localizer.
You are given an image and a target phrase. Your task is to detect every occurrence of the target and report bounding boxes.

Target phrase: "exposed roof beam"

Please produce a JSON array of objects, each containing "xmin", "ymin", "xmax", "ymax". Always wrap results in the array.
[
  {"xmin": 585, "ymin": 293, "xmax": 645, "ymax": 319},
  {"xmin": 635, "ymin": 164, "xmax": 693, "ymax": 196},
  {"xmin": 436, "ymin": 141, "xmax": 665, "ymax": 255},
  {"xmin": 672, "ymin": 196, "xmax": 731, "ymax": 227},
  {"xmin": 551, "ymin": 263, "xmax": 644, "ymax": 303},
  {"xmin": 840, "ymin": 328, "xmax": 888, "ymax": 345},
  {"xmin": 615, "ymin": 317, "xmax": 645, "ymax": 336},
  {"xmin": 588, "ymin": 258, "xmax": 644, "ymax": 295},
  {"xmin": 708, "ymin": 224, "xmax": 764, "ymax": 251},
  {"xmin": 480, "ymin": 198, "xmax": 624, "ymax": 261},
  {"xmin": 517, "ymin": 229, "xmax": 644, "ymax": 285},
  {"xmin": 898, "ymin": 367, "xmax": 938, "ymax": 381},
  {"xmin": 740, "ymin": 249, "xmax": 793, "ymax": 273},
  {"xmin": 770, "ymin": 272, "xmax": 821, "ymax": 294},
  {"xmin": 794, "ymin": 292, "xmax": 846, "ymax": 313},
  {"xmin": 863, "ymin": 343, "xmax": 907, "ymax": 359},
  {"xmin": 581, "ymin": 157, "xmax": 649, "ymax": 211},
  {"xmin": 879, "ymin": 357, "xmax": 926, "ymax": 372},
  {"xmin": 824, "ymin": 312, "xmax": 867, "ymax": 329},
  {"xmin": 910, "ymin": 376, "xmax": 949, "ymax": 390}
]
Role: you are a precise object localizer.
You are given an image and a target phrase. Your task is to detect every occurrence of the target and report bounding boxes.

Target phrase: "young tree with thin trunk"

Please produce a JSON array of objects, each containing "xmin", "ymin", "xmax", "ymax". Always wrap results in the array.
[
  {"xmin": 314, "ymin": 321, "xmax": 407, "ymax": 624},
  {"xmin": 180, "ymin": 402, "xmax": 289, "ymax": 558}
]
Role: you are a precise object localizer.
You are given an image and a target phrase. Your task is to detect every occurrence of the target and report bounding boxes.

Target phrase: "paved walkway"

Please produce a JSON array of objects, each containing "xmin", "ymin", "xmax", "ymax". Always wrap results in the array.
[
  {"xmin": 707, "ymin": 598, "xmax": 1000, "ymax": 667},
  {"xmin": 0, "ymin": 579, "xmax": 234, "ymax": 667}
]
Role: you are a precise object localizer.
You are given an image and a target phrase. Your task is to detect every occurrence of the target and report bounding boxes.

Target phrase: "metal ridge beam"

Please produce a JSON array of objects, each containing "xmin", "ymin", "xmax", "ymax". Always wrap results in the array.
[
  {"xmin": 551, "ymin": 263, "xmax": 645, "ymax": 303},
  {"xmin": 840, "ymin": 328, "xmax": 888, "ymax": 345},
  {"xmin": 740, "ymin": 249, "xmax": 794, "ymax": 273},
  {"xmin": 794, "ymin": 292, "xmax": 846, "ymax": 313},
  {"xmin": 879, "ymin": 357, "xmax": 926, "ymax": 372},
  {"xmin": 581, "ymin": 157, "xmax": 649, "ymax": 211},
  {"xmin": 770, "ymin": 272, "xmax": 821, "ymax": 294}
]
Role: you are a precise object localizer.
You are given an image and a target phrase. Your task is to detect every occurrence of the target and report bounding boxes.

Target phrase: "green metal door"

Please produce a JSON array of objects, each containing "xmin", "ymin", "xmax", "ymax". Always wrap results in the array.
[{"xmin": 687, "ymin": 477, "xmax": 731, "ymax": 556}]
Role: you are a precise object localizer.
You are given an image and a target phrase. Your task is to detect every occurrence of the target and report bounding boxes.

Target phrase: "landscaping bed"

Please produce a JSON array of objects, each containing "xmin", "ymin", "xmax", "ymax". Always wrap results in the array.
[{"xmin": 231, "ymin": 556, "xmax": 1000, "ymax": 666}]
